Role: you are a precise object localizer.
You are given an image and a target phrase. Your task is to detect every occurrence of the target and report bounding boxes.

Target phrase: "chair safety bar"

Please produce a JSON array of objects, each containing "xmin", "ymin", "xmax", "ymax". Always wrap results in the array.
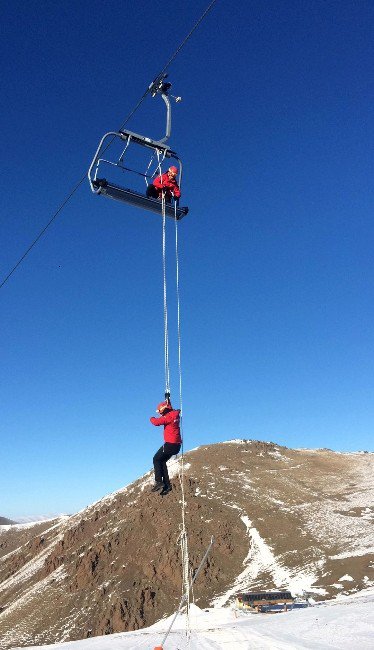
[
  {"xmin": 88, "ymin": 131, "xmax": 181, "ymax": 192},
  {"xmin": 119, "ymin": 128, "xmax": 173, "ymax": 153}
]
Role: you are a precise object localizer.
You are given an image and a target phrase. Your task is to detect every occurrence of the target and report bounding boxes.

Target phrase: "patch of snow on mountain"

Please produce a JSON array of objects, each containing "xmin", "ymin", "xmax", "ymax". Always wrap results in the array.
[
  {"xmin": 168, "ymin": 459, "xmax": 191, "ymax": 479},
  {"xmin": 0, "ymin": 534, "xmax": 63, "ymax": 595},
  {"xmin": 0, "ymin": 517, "xmax": 67, "ymax": 532},
  {"xmin": 0, "ymin": 565, "xmax": 66, "ymax": 633},
  {"xmin": 16, "ymin": 515, "xmax": 67, "ymax": 524},
  {"xmin": 362, "ymin": 507, "xmax": 374, "ymax": 520},
  {"xmin": 288, "ymin": 457, "xmax": 374, "ymax": 557},
  {"xmin": 268, "ymin": 450, "xmax": 290, "ymax": 462},
  {"xmin": 211, "ymin": 514, "xmax": 326, "ymax": 607},
  {"xmin": 330, "ymin": 549, "xmax": 374, "ymax": 560}
]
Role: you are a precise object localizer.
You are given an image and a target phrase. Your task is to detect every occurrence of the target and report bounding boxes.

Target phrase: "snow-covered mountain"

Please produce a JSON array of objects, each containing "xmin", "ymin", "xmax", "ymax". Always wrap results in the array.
[
  {"xmin": 15, "ymin": 516, "xmax": 65, "ymax": 524},
  {"xmin": 0, "ymin": 440, "xmax": 373, "ymax": 649},
  {"xmin": 0, "ymin": 518, "xmax": 16, "ymax": 526}
]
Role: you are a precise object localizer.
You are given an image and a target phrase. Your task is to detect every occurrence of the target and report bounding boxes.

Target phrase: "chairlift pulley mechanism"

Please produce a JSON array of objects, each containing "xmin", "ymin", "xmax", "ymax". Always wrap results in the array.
[{"xmin": 149, "ymin": 73, "xmax": 172, "ymax": 98}]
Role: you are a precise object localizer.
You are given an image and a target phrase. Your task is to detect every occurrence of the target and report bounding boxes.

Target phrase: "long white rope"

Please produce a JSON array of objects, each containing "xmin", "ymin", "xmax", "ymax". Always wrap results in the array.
[
  {"xmin": 173, "ymin": 204, "xmax": 191, "ymax": 642},
  {"xmin": 162, "ymin": 195, "xmax": 170, "ymax": 396},
  {"xmin": 158, "ymin": 149, "xmax": 170, "ymax": 398},
  {"xmin": 160, "ymin": 536, "xmax": 215, "ymax": 648},
  {"xmin": 174, "ymin": 211, "xmax": 183, "ymax": 418},
  {"xmin": 159, "ymin": 196, "xmax": 191, "ymax": 647}
]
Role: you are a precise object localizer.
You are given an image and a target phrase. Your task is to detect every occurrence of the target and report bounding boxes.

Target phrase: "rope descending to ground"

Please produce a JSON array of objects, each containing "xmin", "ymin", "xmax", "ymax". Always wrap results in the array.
[{"xmin": 159, "ymin": 193, "xmax": 191, "ymax": 645}]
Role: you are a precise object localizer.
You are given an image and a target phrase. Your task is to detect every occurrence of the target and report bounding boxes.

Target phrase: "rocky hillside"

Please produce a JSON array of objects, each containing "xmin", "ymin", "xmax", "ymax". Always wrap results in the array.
[
  {"xmin": 0, "ymin": 441, "xmax": 373, "ymax": 649},
  {"xmin": 0, "ymin": 520, "xmax": 59, "ymax": 560}
]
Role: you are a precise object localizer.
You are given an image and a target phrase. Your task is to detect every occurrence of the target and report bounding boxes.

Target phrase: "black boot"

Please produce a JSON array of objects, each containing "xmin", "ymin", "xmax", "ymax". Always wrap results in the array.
[
  {"xmin": 151, "ymin": 482, "xmax": 164, "ymax": 492},
  {"xmin": 160, "ymin": 484, "xmax": 172, "ymax": 496}
]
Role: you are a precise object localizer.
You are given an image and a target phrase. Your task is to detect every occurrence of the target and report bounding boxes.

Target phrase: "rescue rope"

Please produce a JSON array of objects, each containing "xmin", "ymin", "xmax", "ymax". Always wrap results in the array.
[
  {"xmin": 162, "ymin": 194, "xmax": 170, "ymax": 396},
  {"xmin": 158, "ymin": 149, "xmax": 171, "ymax": 397},
  {"xmin": 174, "ymin": 207, "xmax": 183, "ymax": 418},
  {"xmin": 159, "ymin": 536, "xmax": 215, "ymax": 649},
  {"xmin": 174, "ymin": 204, "xmax": 191, "ymax": 635},
  {"xmin": 158, "ymin": 194, "xmax": 191, "ymax": 646},
  {"xmin": 173, "ymin": 201, "xmax": 191, "ymax": 640}
]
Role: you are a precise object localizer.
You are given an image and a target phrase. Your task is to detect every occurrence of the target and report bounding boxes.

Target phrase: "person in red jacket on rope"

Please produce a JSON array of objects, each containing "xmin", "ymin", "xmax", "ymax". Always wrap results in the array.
[
  {"xmin": 150, "ymin": 400, "xmax": 182, "ymax": 496},
  {"xmin": 146, "ymin": 166, "xmax": 181, "ymax": 203}
]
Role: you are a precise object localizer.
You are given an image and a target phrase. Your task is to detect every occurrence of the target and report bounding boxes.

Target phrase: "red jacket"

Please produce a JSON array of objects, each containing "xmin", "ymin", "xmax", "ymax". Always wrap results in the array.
[
  {"xmin": 150, "ymin": 409, "xmax": 182, "ymax": 444},
  {"xmin": 153, "ymin": 172, "xmax": 181, "ymax": 199}
]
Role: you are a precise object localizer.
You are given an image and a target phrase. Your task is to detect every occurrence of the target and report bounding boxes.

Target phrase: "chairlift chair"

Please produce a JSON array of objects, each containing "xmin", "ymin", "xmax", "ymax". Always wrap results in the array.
[{"xmin": 88, "ymin": 75, "xmax": 189, "ymax": 220}]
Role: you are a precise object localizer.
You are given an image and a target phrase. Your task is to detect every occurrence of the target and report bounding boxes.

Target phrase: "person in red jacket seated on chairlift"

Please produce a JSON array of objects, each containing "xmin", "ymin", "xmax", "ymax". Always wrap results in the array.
[
  {"xmin": 146, "ymin": 166, "xmax": 181, "ymax": 203},
  {"xmin": 150, "ymin": 400, "xmax": 182, "ymax": 496}
]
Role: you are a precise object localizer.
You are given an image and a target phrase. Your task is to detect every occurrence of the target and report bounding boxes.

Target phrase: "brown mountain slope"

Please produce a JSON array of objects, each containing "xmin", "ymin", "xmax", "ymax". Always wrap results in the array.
[{"xmin": 0, "ymin": 441, "xmax": 373, "ymax": 649}]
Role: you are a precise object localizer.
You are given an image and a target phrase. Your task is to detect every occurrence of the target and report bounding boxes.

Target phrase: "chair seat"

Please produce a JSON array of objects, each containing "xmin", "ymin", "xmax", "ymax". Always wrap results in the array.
[{"xmin": 93, "ymin": 180, "xmax": 188, "ymax": 220}]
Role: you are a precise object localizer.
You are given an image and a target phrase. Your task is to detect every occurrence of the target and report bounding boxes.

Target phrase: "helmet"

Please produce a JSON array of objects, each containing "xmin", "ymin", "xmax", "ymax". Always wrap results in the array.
[
  {"xmin": 168, "ymin": 166, "xmax": 178, "ymax": 175},
  {"xmin": 156, "ymin": 401, "xmax": 172, "ymax": 414}
]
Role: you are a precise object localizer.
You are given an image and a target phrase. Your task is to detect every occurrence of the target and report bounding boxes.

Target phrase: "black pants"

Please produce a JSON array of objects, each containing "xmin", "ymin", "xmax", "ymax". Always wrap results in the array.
[
  {"xmin": 153, "ymin": 443, "xmax": 181, "ymax": 486},
  {"xmin": 146, "ymin": 185, "xmax": 172, "ymax": 203}
]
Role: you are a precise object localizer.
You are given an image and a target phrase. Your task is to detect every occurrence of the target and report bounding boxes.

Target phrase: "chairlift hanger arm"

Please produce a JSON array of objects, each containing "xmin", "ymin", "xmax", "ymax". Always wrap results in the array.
[
  {"xmin": 148, "ymin": 73, "xmax": 181, "ymax": 144},
  {"xmin": 159, "ymin": 93, "xmax": 171, "ymax": 144}
]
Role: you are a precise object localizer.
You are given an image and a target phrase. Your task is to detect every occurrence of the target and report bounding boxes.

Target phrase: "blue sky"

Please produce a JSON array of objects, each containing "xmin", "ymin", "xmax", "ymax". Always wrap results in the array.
[{"xmin": 1, "ymin": 0, "xmax": 373, "ymax": 519}]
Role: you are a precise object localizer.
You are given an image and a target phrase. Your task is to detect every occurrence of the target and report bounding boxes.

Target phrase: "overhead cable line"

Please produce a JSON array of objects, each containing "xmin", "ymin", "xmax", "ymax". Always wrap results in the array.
[
  {"xmin": 0, "ymin": 0, "xmax": 217, "ymax": 291},
  {"xmin": 0, "ymin": 174, "xmax": 87, "ymax": 290}
]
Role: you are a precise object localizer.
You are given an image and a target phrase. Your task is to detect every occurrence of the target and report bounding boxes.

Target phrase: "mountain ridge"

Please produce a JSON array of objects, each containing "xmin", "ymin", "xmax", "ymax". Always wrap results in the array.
[{"xmin": 0, "ymin": 518, "xmax": 16, "ymax": 526}]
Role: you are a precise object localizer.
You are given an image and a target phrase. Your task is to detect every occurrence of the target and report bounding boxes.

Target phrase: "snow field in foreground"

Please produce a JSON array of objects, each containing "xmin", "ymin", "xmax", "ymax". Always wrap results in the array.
[{"xmin": 12, "ymin": 588, "xmax": 374, "ymax": 650}]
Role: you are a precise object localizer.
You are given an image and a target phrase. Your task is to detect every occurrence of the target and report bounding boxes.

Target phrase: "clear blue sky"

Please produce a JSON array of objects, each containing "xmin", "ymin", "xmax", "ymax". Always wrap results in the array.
[{"xmin": 1, "ymin": 0, "xmax": 373, "ymax": 519}]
